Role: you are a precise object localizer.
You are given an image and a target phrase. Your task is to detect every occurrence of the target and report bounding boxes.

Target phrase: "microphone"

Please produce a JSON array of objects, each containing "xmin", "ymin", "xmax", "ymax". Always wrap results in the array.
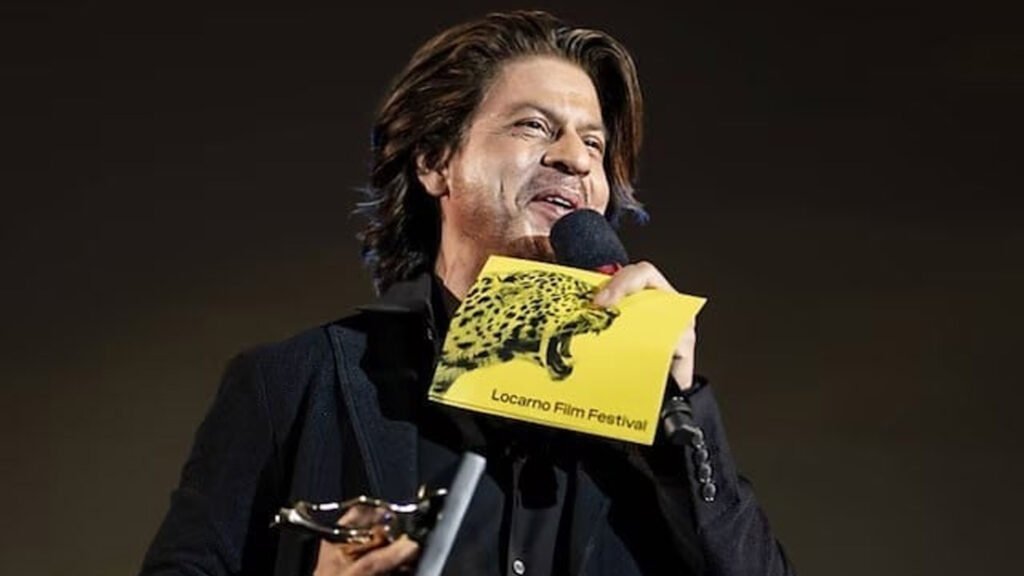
[
  {"xmin": 549, "ymin": 209, "xmax": 628, "ymax": 275},
  {"xmin": 549, "ymin": 209, "xmax": 692, "ymax": 446}
]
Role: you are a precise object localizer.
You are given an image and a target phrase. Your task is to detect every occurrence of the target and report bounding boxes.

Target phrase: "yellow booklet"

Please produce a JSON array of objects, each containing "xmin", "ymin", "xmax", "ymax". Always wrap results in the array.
[{"xmin": 428, "ymin": 256, "xmax": 706, "ymax": 444}]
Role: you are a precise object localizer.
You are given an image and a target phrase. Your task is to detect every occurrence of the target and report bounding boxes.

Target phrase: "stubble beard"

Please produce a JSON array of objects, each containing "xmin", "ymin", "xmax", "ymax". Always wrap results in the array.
[
  {"xmin": 503, "ymin": 235, "xmax": 555, "ymax": 263},
  {"xmin": 471, "ymin": 201, "xmax": 556, "ymax": 265}
]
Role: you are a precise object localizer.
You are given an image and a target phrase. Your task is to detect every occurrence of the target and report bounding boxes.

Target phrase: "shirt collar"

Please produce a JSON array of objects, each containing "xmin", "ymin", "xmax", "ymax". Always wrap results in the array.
[{"xmin": 356, "ymin": 271, "xmax": 461, "ymax": 339}]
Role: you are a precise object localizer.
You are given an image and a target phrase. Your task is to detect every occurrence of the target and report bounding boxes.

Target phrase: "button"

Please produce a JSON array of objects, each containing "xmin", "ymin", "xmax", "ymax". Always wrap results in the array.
[
  {"xmin": 512, "ymin": 558, "xmax": 526, "ymax": 575},
  {"xmin": 697, "ymin": 463, "xmax": 713, "ymax": 483},
  {"xmin": 701, "ymin": 481, "xmax": 717, "ymax": 502},
  {"xmin": 689, "ymin": 428, "xmax": 706, "ymax": 450},
  {"xmin": 694, "ymin": 447, "xmax": 710, "ymax": 463}
]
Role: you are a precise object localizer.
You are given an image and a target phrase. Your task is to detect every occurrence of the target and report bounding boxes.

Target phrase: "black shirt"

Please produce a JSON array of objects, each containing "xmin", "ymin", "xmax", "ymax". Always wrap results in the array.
[{"xmin": 416, "ymin": 277, "xmax": 572, "ymax": 576}]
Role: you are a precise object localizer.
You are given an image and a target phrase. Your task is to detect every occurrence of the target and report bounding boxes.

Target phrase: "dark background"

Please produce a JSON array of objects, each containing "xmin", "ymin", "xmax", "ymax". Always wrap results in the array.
[{"xmin": 2, "ymin": 1, "xmax": 1021, "ymax": 574}]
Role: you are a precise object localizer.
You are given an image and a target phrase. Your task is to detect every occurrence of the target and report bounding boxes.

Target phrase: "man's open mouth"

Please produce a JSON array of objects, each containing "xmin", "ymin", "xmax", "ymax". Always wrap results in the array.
[{"xmin": 535, "ymin": 195, "xmax": 577, "ymax": 210}]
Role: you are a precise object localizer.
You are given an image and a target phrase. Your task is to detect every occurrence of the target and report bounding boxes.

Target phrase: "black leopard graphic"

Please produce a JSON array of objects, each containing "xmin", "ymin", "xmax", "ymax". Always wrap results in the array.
[{"xmin": 431, "ymin": 270, "xmax": 619, "ymax": 393}]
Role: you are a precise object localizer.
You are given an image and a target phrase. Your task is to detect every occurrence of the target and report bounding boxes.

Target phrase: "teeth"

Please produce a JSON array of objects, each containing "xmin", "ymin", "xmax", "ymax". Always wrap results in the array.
[{"xmin": 542, "ymin": 196, "xmax": 573, "ymax": 209}]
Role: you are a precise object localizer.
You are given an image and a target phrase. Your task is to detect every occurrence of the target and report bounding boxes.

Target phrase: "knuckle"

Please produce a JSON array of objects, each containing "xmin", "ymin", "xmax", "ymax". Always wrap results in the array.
[{"xmin": 359, "ymin": 555, "xmax": 384, "ymax": 573}]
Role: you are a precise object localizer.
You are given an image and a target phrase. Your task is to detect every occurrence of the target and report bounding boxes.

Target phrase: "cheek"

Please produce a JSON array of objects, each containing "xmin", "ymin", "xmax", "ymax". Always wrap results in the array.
[
  {"xmin": 592, "ymin": 173, "xmax": 612, "ymax": 213},
  {"xmin": 502, "ymin": 156, "xmax": 542, "ymax": 205},
  {"xmin": 454, "ymin": 151, "xmax": 515, "ymax": 197},
  {"xmin": 447, "ymin": 161, "xmax": 480, "ymax": 197}
]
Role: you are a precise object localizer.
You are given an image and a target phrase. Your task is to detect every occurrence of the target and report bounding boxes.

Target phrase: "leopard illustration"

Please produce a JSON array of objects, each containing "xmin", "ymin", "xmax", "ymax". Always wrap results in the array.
[{"xmin": 431, "ymin": 269, "xmax": 619, "ymax": 394}]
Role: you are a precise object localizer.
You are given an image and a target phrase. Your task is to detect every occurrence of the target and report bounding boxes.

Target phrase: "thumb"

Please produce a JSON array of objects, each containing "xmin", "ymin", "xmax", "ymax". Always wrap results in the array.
[{"xmin": 347, "ymin": 536, "xmax": 420, "ymax": 575}]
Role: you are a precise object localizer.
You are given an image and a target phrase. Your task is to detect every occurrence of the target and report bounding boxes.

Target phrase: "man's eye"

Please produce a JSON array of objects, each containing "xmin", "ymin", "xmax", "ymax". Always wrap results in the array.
[
  {"xmin": 518, "ymin": 119, "xmax": 548, "ymax": 132},
  {"xmin": 584, "ymin": 138, "xmax": 605, "ymax": 153}
]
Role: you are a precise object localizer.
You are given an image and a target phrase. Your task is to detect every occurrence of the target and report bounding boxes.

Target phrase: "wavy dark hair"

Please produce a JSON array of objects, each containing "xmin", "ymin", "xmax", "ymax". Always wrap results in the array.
[{"xmin": 358, "ymin": 10, "xmax": 646, "ymax": 293}]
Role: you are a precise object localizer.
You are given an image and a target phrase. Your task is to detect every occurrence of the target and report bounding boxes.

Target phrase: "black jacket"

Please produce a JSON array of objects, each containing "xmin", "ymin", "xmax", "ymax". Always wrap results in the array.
[{"xmin": 140, "ymin": 273, "xmax": 793, "ymax": 575}]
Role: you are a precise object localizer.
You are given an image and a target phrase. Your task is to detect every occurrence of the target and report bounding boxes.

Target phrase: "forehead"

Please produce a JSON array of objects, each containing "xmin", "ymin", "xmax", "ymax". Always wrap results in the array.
[{"xmin": 476, "ymin": 56, "xmax": 603, "ymax": 121}]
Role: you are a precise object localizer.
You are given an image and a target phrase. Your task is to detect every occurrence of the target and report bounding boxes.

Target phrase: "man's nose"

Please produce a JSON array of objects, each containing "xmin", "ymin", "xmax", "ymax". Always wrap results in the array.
[{"xmin": 541, "ymin": 131, "xmax": 592, "ymax": 176}]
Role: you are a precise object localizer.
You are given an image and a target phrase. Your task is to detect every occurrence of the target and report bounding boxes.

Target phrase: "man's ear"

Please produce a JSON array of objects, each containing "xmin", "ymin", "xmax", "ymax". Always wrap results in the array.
[{"xmin": 416, "ymin": 151, "xmax": 450, "ymax": 198}]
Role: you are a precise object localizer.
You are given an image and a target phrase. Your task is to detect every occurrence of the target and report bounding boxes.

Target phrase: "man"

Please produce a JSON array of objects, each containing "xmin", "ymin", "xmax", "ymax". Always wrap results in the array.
[{"xmin": 141, "ymin": 10, "xmax": 793, "ymax": 576}]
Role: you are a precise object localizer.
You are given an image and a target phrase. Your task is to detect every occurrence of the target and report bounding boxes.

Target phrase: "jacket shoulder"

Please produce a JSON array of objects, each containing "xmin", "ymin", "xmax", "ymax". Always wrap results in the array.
[{"xmin": 220, "ymin": 317, "xmax": 368, "ymax": 416}]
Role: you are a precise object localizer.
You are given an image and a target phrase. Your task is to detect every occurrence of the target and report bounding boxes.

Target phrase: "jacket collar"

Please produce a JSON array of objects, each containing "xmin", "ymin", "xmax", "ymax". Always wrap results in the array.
[{"xmin": 357, "ymin": 272, "xmax": 435, "ymax": 321}]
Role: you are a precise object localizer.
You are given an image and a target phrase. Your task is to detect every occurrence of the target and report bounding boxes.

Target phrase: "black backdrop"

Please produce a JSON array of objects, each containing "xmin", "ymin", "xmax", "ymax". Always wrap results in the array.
[{"xmin": 2, "ymin": 1, "xmax": 1021, "ymax": 574}]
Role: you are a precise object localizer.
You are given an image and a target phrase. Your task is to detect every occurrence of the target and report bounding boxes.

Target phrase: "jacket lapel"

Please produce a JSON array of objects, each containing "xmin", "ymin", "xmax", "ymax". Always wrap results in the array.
[{"xmin": 331, "ymin": 274, "xmax": 437, "ymax": 503}]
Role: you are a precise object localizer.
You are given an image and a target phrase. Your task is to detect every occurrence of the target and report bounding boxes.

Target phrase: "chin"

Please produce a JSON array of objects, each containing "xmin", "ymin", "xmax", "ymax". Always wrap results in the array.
[{"xmin": 502, "ymin": 235, "xmax": 555, "ymax": 263}]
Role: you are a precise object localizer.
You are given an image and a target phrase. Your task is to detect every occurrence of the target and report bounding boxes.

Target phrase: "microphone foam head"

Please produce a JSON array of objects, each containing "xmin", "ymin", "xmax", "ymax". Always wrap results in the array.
[{"xmin": 549, "ymin": 209, "xmax": 629, "ymax": 270}]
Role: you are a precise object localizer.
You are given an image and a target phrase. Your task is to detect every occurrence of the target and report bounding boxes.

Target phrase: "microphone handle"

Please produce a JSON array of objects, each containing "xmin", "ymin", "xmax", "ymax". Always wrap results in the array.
[{"xmin": 414, "ymin": 452, "xmax": 487, "ymax": 576}]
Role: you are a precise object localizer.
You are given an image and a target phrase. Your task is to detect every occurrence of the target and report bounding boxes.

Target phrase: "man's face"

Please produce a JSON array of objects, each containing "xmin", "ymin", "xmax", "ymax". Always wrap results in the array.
[{"xmin": 420, "ymin": 55, "xmax": 611, "ymax": 263}]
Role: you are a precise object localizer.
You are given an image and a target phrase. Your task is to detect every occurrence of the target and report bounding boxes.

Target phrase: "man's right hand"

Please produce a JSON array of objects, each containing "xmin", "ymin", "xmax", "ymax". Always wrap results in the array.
[
  {"xmin": 313, "ymin": 502, "xmax": 420, "ymax": 575},
  {"xmin": 314, "ymin": 535, "xmax": 420, "ymax": 576}
]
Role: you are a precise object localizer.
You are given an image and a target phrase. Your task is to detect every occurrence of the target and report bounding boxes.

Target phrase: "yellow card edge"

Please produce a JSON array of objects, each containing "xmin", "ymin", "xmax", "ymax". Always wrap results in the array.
[{"xmin": 428, "ymin": 392, "xmax": 657, "ymax": 445}]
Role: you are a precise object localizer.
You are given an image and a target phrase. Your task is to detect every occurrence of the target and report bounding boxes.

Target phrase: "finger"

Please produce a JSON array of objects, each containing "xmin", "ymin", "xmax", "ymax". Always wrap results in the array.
[
  {"xmin": 593, "ymin": 261, "xmax": 674, "ymax": 307},
  {"xmin": 339, "ymin": 525, "xmax": 391, "ymax": 559},
  {"xmin": 333, "ymin": 503, "xmax": 392, "ymax": 558},
  {"xmin": 348, "ymin": 536, "xmax": 420, "ymax": 575},
  {"xmin": 315, "ymin": 540, "xmax": 356, "ymax": 576},
  {"xmin": 673, "ymin": 322, "xmax": 697, "ymax": 353},
  {"xmin": 670, "ymin": 323, "xmax": 698, "ymax": 391},
  {"xmin": 672, "ymin": 320, "xmax": 698, "ymax": 361},
  {"xmin": 339, "ymin": 502, "xmax": 389, "ymax": 529}
]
